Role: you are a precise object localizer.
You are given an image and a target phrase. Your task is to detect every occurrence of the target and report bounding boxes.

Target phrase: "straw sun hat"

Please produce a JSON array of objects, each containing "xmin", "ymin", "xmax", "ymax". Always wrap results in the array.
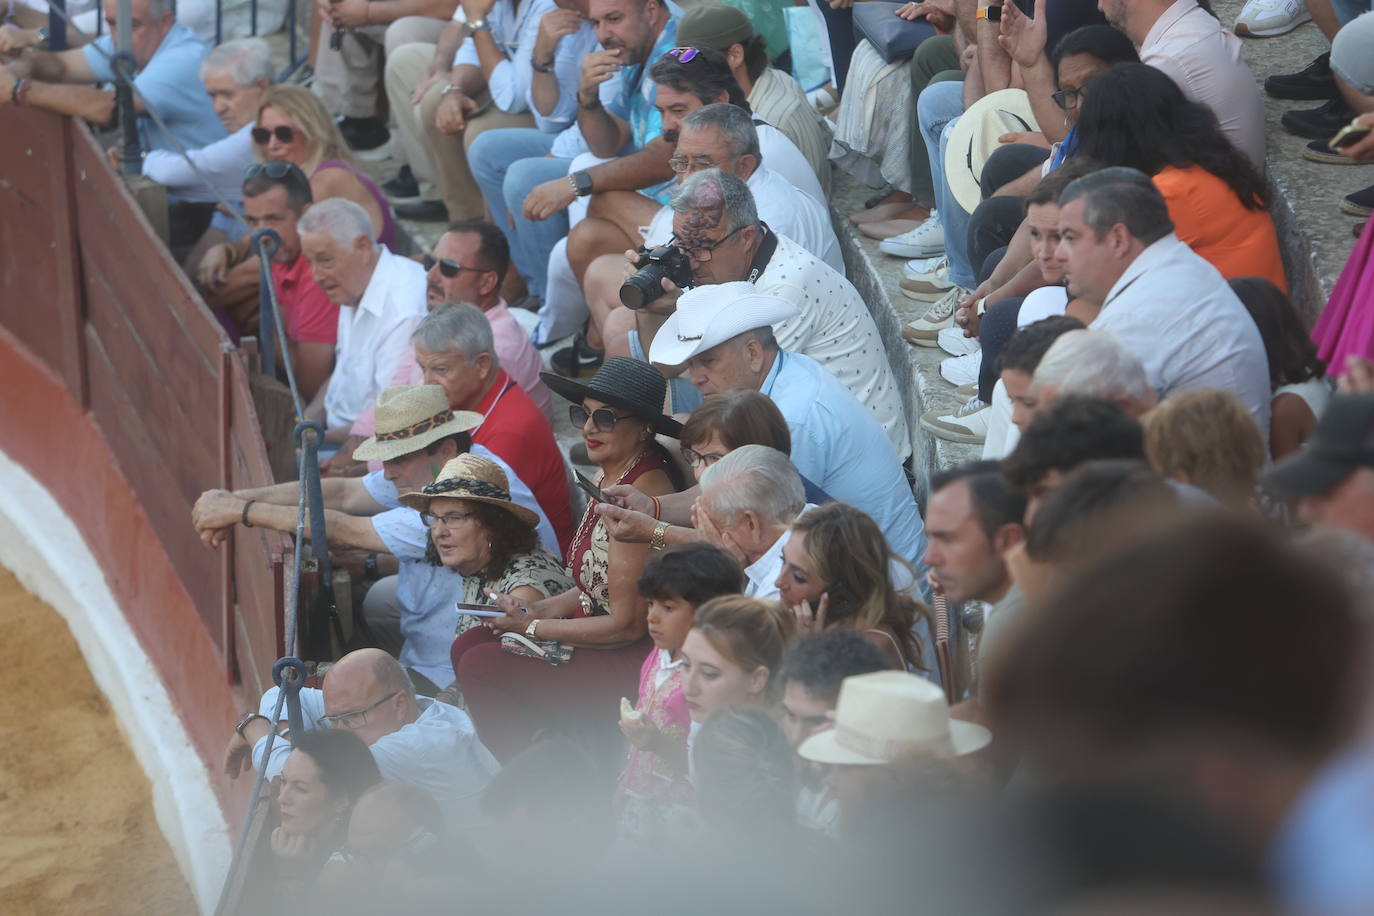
[
  {"xmin": 351, "ymin": 385, "xmax": 483, "ymax": 463},
  {"xmin": 398, "ymin": 453, "xmax": 540, "ymax": 530},
  {"xmin": 798, "ymin": 671, "xmax": 991, "ymax": 766}
]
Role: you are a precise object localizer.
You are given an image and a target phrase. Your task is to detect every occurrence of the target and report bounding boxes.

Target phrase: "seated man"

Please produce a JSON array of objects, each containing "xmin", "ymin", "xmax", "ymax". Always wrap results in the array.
[
  {"xmin": 779, "ymin": 629, "xmax": 889, "ymax": 833},
  {"xmin": 299, "ymin": 198, "xmax": 428, "ymax": 444},
  {"xmin": 223, "ymin": 648, "xmax": 501, "ymax": 830},
  {"xmin": 652, "ymin": 286, "xmax": 927, "ymax": 567},
  {"xmin": 1265, "ymin": 394, "xmax": 1374, "ymax": 546},
  {"xmin": 674, "ymin": 1, "xmax": 831, "ymax": 193},
  {"xmin": 695, "ymin": 444, "xmax": 813, "ymax": 598},
  {"xmin": 1057, "ymin": 168, "xmax": 1271, "ymax": 436},
  {"xmin": 409, "ymin": 304, "xmax": 574, "ymax": 555},
  {"xmin": 142, "ymin": 37, "xmax": 271, "ymax": 267},
  {"xmin": 196, "ymin": 162, "xmax": 339, "ymax": 401},
  {"xmin": 0, "ymin": 0, "xmax": 223, "ymax": 154},
  {"xmin": 634, "ymin": 173, "xmax": 910, "ymax": 461},
  {"xmin": 384, "ymin": 0, "xmax": 549, "ymax": 222},
  {"xmin": 1020, "ymin": 329, "xmax": 1158, "ymax": 431},
  {"xmin": 319, "ymin": 780, "xmax": 456, "ymax": 902},
  {"xmin": 192, "ymin": 384, "xmax": 557, "ymax": 689}
]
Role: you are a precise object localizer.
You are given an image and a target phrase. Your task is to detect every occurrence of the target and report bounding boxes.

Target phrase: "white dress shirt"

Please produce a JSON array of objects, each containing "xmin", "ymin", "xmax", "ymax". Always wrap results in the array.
[
  {"xmin": 324, "ymin": 248, "xmax": 427, "ymax": 430},
  {"xmin": 452, "ymin": 0, "xmax": 557, "ymax": 114},
  {"xmin": 142, "ymin": 121, "xmax": 254, "ymax": 206},
  {"xmin": 1090, "ymin": 233, "xmax": 1271, "ymax": 437},
  {"xmin": 742, "ymin": 506, "xmax": 817, "ymax": 600},
  {"xmin": 252, "ymin": 690, "xmax": 500, "ymax": 830}
]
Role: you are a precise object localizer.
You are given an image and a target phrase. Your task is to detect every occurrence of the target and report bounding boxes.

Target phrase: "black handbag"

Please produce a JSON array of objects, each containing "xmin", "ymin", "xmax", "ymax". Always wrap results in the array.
[{"xmin": 853, "ymin": 2, "xmax": 937, "ymax": 64}]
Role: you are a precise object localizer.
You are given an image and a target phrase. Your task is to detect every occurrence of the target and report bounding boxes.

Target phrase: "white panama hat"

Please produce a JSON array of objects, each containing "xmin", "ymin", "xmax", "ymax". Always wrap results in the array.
[{"xmin": 648, "ymin": 281, "xmax": 800, "ymax": 367}]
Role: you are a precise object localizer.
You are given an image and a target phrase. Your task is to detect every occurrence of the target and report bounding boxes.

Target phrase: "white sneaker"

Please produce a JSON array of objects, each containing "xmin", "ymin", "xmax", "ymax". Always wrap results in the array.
[
  {"xmin": 901, "ymin": 286, "xmax": 966, "ymax": 347},
  {"xmin": 919, "ymin": 396, "xmax": 990, "ymax": 445},
  {"xmin": 937, "ymin": 325, "xmax": 981, "ymax": 357},
  {"xmin": 902, "ymin": 255, "xmax": 947, "ymax": 279},
  {"xmin": 1235, "ymin": 0, "xmax": 1310, "ymax": 36},
  {"xmin": 939, "ymin": 351, "xmax": 982, "ymax": 387},
  {"xmin": 901, "ymin": 259, "xmax": 954, "ymax": 301},
  {"xmin": 880, "ymin": 212, "xmax": 945, "ymax": 258}
]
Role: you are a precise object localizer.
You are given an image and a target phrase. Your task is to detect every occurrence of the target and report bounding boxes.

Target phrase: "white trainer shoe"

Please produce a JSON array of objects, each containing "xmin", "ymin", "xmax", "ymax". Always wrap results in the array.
[
  {"xmin": 937, "ymin": 325, "xmax": 981, "ymax": 357},
  {"xmin": 901, "ymin": 286, "xmax": 966, "ymax": 347},
  {"xmin": 919, "ymin": 396, "xmax": 990, "ymax": 445},
  {"xmin": 880, "ymin": 212, "xmax": 945, "ymax": 258},
  {"xmin": 901, "ymin": 259, "xmax": 954, "ymax": 301},
  {"xmin": 939, "ymin": 352, "xmax": 982, "ymax": 388},
  {"xmin": 902, "ymin": 255, "xmax": 946, "ymax": 278},
  {"xmin": 1235, "ymin": 0, "xmax": 1310, "ymax": 37}
]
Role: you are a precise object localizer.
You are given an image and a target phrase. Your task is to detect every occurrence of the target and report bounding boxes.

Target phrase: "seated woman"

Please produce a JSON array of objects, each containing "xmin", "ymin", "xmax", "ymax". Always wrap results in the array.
[
  {"xmin": 399, "ymin": 453, "xmax": 572, "ymax": 646},
  {"xmin": 449, "ymin": 358, "xmax": 683, "ymax": 762},
  {"xmin": 267, "ymin": 730, "xmax": 381, "ymax": 904},
  {"xmin": 1142, "ymin": 389, "xmax": 1267, "ymax": 512},
  {"xmin": 1231, "ymin": 277, "xmax": 1333, "ymax": 459},
  {"xmin": 1072, "ymin": 63, "xmax": 1286, "ymax": 291},
  {"xmin": 775, "ymin": 502, "xmax": 931, "ymax": 673}
]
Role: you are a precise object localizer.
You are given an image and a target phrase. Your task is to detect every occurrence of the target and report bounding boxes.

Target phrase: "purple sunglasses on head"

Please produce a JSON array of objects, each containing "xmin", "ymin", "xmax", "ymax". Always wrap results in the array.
[{"xmin": 666, "ymin": 47, "xmax": 699, "ymax": 63}]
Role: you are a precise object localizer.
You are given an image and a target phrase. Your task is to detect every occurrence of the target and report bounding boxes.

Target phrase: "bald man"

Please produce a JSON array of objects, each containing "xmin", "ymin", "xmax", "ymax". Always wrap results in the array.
[{"xmin": 224, "ymin": 648, "xmax": 500, "ymax": 829}]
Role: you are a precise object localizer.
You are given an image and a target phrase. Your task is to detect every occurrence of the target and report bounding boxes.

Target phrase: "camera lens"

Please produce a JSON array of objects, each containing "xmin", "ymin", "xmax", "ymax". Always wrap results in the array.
[{"xmin": 620, "ymin": 263, "xmax": 668, "ymax": 309}]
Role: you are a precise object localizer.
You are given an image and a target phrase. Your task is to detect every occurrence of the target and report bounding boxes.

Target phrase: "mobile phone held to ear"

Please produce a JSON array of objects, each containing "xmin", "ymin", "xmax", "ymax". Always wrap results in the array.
[
  {"xmin": 574, "ymin": 469, "xmax": 608, "ymax": 504},
  {"xmin": 1330, "ymin": 121, "xmax": 1372, "ymax": 150}
]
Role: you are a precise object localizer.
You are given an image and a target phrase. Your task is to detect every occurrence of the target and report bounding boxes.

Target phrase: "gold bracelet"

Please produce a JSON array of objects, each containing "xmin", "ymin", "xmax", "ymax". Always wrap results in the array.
[{"xmin": 649, "ymin": 521, "xmax": 669, "ymax": 551}]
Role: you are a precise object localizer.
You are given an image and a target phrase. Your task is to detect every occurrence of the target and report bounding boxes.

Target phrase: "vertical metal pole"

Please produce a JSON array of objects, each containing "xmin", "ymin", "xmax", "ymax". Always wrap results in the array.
[
  {"xmin": 47, "ymin": 0, "xmax": 68, "ymax": 52},
  {"xmin": 115, "ymin": 0, "xmax": 141, "ymax": 176},
  {"xmin": 287, "ymin": 0, "xmax": 296, "ymax": 70},
  {"xmin": 252, "ymin": 229, "xmax": 281, "ymax": 380},
  {"xmin": 216, "ymin": 0, "xmax": 223, "ymax": 46},
  {"xmin": 251, "ymin": 0, "xmax": 259, "ymax": 36}
]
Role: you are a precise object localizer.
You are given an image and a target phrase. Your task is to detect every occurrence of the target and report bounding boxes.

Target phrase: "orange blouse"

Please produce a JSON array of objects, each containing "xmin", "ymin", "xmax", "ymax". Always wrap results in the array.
[{"xmin": 1153, "ymin": 164, "xmax": 1287, "ymax": 292}]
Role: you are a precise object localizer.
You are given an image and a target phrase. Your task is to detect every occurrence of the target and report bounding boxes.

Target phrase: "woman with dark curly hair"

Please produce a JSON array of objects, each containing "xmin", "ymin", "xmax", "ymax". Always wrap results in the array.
[{"xmin": 1072, "ymin": 63, "xmax": 1286, "ymax": 292}]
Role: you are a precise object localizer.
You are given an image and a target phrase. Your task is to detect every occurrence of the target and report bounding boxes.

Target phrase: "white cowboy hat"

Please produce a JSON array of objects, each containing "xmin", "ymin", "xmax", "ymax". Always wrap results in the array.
[
  {"xmin": 397, "ymin": 453, "xmax": 540, "ymax": 529},
  {"xmin": 797, "ymin": 670, "xmax": 992, "ymax": 766},
  {"xmin": 350, "ymin": 385, "xmax": 483, "ymax": 463},
  {"xmin": 945, "ymin": 88, "xmax": 1041, "ymax": 215},
  {"xmin": 648, "ymin": 281, "xmax": 799, "ymax": 367}
]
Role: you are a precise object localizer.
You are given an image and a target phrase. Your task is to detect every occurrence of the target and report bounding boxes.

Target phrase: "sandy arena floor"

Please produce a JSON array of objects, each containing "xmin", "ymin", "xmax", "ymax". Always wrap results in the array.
[{"xmin": 0, "ymin": 565, "xmax": 198, "ymax": 914}]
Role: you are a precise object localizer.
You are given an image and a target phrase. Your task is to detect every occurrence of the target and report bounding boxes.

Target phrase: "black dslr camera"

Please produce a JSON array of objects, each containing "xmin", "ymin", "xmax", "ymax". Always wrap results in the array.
[{"xmin": 619, "ymin": 244, "xmax": 694, "ymax": 309}]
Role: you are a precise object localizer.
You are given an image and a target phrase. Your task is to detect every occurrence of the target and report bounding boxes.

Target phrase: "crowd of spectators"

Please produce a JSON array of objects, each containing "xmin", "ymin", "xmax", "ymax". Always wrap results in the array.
[{"xmin": 12, "ymin": 0, "xmax": 1374, "ymax": 908}]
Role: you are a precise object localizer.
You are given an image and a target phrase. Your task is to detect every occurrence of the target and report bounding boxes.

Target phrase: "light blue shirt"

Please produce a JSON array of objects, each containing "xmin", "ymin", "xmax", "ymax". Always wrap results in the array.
[
  {"xmin": 1273, "ymin": 742, "xmax": 1374, "ymax": 913},
  {"xmin": 453, "ymin": 0, "xmax": 558, "ymax": 114},
  {"xmin": 84, "ymin": 23, "xmax": 225, "ymax": 154},
  {"xmin": 362, "ymin": 445, "xmax": 558, "ymax": 688},
  {"xmin": 760, "ymin": 350, "xmax": 928, "ymax": 570},
  {"xmin": 528, "ymin": 18, "xmax": 598, "ymax": 134},
  {"xmin": 252, "ymin": 690, "xmax": 500, "ymax": 830}
]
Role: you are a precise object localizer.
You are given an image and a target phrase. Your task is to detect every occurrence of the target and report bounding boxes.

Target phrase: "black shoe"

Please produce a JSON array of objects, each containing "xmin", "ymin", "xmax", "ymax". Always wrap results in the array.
[
  {"xmin": 551, "ymin": 337, "xmax": 603, "ymax": 376},
  {"xmin": 382, "ymin": 165, "xmax": 419, "ymax": 199},
  {"xmin": 1281, "ymin": 97, "xmax": 1355, "ymax": 141},
  {"xmin": 1265, "ymin": 52, "xmax": 1337, "ymax": 101},
  {"xmin": 1342, "ymin": 183, "xmax": 1374, "ymax": 217},
  {"xmin": 394, "ymin": 199, "xmax": 449, "ymax": 222},
  {"xmin": 337, "ymin": 116, "xmax": 390, "ymax": 154},
  {"xmin": 1303, "ymin": 137, "xmax": 1365, "ymax": 165}
]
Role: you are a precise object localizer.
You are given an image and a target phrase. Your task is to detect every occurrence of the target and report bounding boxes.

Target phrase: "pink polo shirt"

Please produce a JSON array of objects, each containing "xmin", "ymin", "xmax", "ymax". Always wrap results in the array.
[{"xmin": 271, "ymin": 252, "xmax": 339, "ymax": 344}]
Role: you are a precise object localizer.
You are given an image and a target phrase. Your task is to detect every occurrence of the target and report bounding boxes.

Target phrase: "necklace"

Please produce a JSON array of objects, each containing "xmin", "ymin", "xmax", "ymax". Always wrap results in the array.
[{"xmin": 567, "ymin": 448, "xmax": 652, "ymax": 611}]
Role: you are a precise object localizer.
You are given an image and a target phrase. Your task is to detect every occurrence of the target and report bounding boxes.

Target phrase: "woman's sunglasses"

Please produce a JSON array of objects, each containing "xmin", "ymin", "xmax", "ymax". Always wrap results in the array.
[
  {"xmin": 569, "ymin": 404, "xmax": 635, "ymax": 432},
  {"xmin": 421, "ymin": 254, "xmax": 493, "ymax": 279},
  {"xmin": 1051, "ymin": 87, "xmax": 1084, "ymax": 111},
  {"xmin": 251, "ymin": 125, "xmax": 296, "ymax": 145}
]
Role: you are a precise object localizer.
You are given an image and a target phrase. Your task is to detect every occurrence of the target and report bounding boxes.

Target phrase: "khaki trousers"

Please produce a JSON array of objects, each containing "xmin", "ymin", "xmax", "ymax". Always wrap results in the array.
[
  {"xmin": 387, "ymin": 41, "xmax": 536, "ymax": 218},
  {"xmin": 313, "ymin": 14, "xmax": 445, "ymax": 119}
]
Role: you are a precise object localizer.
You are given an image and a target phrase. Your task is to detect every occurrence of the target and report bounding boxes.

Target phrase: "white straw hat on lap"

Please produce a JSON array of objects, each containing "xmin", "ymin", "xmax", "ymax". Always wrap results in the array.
[
  {"xmin": 945, "ymin": 88, "xmax": 1041, "ymax": 214},
  {"xmin": 797, "ymin": 670, "xmax": 992, "ymax": 766},
  {"xmin": 351, "ymin": 385, "xmax": 483, "ymax": 463},
  {"xmin": 648, "ymin": 281, "xmax": 800, "ymax": 367}
]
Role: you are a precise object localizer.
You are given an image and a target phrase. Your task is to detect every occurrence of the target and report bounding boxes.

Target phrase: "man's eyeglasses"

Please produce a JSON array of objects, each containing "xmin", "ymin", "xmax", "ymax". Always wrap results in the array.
[
  {"xmin": 668, "ymin": 153, "xmax": 730, "ymax": 174},
  {"xmin": 251, "ymin": 125, "xmax": 296, "ymax": 145},
  {"xmin": 1051, "ymin": 87, "xmax": 1084, "ymax": 111},
  {"xmin": 570, "ymin": 404, "xmax": 635, "ymax": 432},
  {"xmin": 421, "ymin": 510, "xmax": 475, "ymax": 529},
  {"xmin": 666, "ymin": 47, "xmax": 700, "ymax": 63},
  {"xmin": 673, "ymin": 224, "xmax": 750, "ymax": 262},
  {"xmin": 681, "ymin": 445, "xmax": 725, "ymax": 468},
  {"xmin": 320, "ymin": 691, "xmax": 399, "ymax": 730},
  {"xmin": 422, "ymin": 254, "xmax": 493, "ymax": 279}
]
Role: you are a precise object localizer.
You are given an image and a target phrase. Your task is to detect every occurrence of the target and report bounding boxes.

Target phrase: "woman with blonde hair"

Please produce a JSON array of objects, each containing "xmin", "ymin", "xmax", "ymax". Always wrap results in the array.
[
  {"xmin": 776, "ymin": 502, "xmax": 931, "ymax": 672},
  {"xmin": 254, "ymin": 85, "xmax": 395, "ymax": 249},
  {"xmin": 682, "ymin": 596, "xmax": 795, "ymax": 725},
  {"xmin": 1142, "ymin": 389, "xmax": 1267, "ymax": 511}
]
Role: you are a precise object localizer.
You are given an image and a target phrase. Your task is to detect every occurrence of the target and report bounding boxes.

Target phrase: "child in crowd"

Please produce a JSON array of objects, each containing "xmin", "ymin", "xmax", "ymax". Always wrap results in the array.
[{"xmin": 616, "ymin": 544, "xmax": 744, "ymax": 837}]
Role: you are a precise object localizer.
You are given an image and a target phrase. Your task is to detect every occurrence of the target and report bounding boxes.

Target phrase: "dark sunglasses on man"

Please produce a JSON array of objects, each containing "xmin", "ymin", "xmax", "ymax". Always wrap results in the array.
[
  {"xmin": 251, "ymin": 125, "xmax": 296, "ymax": 145},
  {"xmin": 421, "ymin": 254, "xmax": 494, "ymax": 279}
]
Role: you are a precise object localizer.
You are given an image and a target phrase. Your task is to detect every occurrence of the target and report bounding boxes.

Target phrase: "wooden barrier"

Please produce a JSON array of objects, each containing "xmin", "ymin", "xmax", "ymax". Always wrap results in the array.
[{"xmin": 0, "ymin": 108, "xmax": 290, "ymax": 812}]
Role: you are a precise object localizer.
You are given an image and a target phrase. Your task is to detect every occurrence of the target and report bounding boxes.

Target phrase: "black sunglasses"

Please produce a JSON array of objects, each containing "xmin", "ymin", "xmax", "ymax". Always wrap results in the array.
[
  {"xmin": 422, "ymin": 253, "xmax": 493, "ymax": 279},
  {"xmin": 245, "ymin": 160, "xmax": 309, "ymax": 183},
  {"xmin": 251, "ymin": 124, "xmax": 296, "ymax": 145},
  {"xmin": 1051, "ymin": 87, "xmax": 1084, "ymax": 111},
  {"xmin": 569, "ymin": 404, "xmax": 635, "ymax": 432}
]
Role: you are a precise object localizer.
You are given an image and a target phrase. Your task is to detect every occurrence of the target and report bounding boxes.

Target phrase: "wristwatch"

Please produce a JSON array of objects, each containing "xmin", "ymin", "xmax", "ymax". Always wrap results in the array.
[
  {"xmin": 566, "ymin": 170, "xmax": 594, "ymax": 197},
  {"xmin": 441, "ymin": 83, "xmax": 464, "ymax": 96},
  {"xmin": 579, "ymin": 92, "xmax": 603, "ymax": 111},
  {"xmin": 463, "ymin": 16, "xmax": 489, "ymax": 35},
  {"xmin": 525, "ymin": 619, "xmax": 539, "ymax": 639},
  {"xmin": 649, "ymin": 521, "xmax": 669, "ymax": 551},
  {"xmin": 235, "ymin": 712, "xmax": 268, "ymax": 740},
  {"xmin": 531, "ymin": 57, "xmax": 555, "ymax": 73},
  {"xmin": 976, "ymin": 4, "xmax": 1002, "ymax": 20},
  {"xmin": 364, "ymin": 552, "xmax": 379, "ymax": 581}
]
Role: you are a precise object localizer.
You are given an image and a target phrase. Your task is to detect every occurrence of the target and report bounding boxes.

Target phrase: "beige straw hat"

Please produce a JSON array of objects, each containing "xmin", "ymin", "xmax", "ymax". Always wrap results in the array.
[
  {"xmin": 945, "ymin": 88, "xmax": 1041, "ymax": 215},
  {"xmin": 397, "ymin": 453, "xmax": 540, "ymax": 530},
  {"xmin": 797, "ymin": 670, "xmax": 991, "ymax": 766},
  {"xmin": 351, "ymin": 385, "xmax": 483, "ymax": 462}
]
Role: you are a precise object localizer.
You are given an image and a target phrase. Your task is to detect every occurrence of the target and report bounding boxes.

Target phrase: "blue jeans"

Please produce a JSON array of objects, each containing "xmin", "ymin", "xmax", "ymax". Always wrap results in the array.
[
  {"xmin": 916, "ymin": 80, "xmax": 976, "ymax": 290},
  {"xmin": 468, "ymin": 128, "xmax": 569, "ymax": 300}
]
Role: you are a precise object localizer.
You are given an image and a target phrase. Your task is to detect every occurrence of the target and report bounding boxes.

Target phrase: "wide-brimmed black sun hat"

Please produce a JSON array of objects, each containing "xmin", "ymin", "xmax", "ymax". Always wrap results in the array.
[{"xmin": 541, "ymin": 357, "xmax": 683, "ymax": 438}]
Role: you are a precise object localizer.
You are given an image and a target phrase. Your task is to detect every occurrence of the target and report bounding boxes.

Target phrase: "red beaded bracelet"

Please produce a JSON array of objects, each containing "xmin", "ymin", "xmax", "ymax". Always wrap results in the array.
[{"xmin": 648, "ymin": 494, "xmax": 661, "ymax": 520}]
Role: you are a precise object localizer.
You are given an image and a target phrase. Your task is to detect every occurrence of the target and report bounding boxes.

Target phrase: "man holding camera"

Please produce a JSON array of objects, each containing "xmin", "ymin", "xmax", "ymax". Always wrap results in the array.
[{"xmin": 615, "ymin": 168, "xmax": 911, "ymax": 463}]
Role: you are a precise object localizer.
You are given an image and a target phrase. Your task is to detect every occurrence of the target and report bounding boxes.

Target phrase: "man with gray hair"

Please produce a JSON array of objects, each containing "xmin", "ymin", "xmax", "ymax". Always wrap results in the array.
[
  {"xmin": 300, "ymin": 198, "xmax": 427, "ymax": 443},
  {"xmin": 1056, "ymin": 167, "xmax": 1271, "ymax": 436},
  {"xmin": 1025, "ymin": 330, "xmax": 1158, "ymax": 429},
  {"xmin": 696, "ymin": 444, "xmax": 811, "ymax": 599}
]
